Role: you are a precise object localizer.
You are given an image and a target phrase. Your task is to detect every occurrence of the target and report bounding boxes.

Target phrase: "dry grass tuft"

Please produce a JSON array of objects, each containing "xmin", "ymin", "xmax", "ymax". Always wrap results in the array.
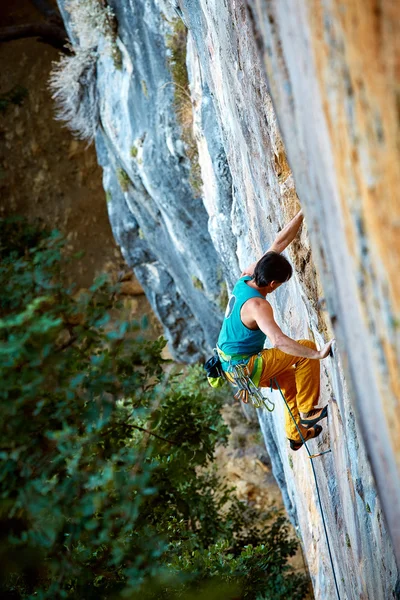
[
  {"xmin": 49, "ymin": 0, "xmax": 121, "ymax": 141},
  {"xmin": 49, "ymin": 48, "xmax": 99, "ymax": 142},
  {"xmin": 65, "ymin": 0, "xmax": 116, "ymax": 49}
]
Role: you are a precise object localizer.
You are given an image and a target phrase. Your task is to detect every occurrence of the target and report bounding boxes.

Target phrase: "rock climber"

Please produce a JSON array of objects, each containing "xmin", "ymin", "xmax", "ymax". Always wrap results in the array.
[{"xmin": 217, "ymin": 209, "xmax": 333, "ymax": 451}]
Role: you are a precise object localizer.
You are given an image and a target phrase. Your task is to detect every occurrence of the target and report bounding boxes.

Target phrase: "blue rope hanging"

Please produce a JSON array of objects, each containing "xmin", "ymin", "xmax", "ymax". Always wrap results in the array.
[{"xmin": 272, "ymin": 377, "xmax": 341, "ymax": 600}]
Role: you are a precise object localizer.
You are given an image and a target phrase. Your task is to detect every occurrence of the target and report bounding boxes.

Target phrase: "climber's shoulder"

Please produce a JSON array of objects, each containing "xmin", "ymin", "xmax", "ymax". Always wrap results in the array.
[{"xmin": 241, "ymin": 295, "xmax": 272, "ymax": 317}]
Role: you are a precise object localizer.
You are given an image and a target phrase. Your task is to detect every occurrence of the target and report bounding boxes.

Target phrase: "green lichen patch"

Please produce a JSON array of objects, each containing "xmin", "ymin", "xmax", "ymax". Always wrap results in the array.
[
  {"xmin": 117, "ymin": 168, "xmax": 131, "ymax": 192},
  {"xmin": 217, "ymin": 281, "xmax": 229, "ymax": 312},
  {"xmin": 111, "ymin": 43, "xmax": 123, "ymax": 70},
  {"xmin": 189, "ymin": 163, "xmax": 203, "ymax": 197},
  {"xmin": 345, "ymin": 533, "xmax": 351, "ymax": 548},
  {"xmin": 192, "ymin": 275, "xmax": 204, "ymax": 292},
  {"xmin": 130, "ymin": 145, "xmax": 138, "ymax": 158},
  {"xmin": 106, "ymin": 190, "xmax": 112, "ymax": 203},
  {"xmin": 366, "ymin": 503, "xmax": 371, "ymax": 514},
  {"xmin": 141, "ymin": 79, "xmax": 149, "ymax": 98},
  {"xmin": 288, "ymin": 455, "xmax": 293, "ymax": 470},
  {"xmin": 138, "ymin": 228, "xmax": 145, "ymax": 240},
  {"xmin": 391, "ymin": 316, "xmax": 400, "ymax": 329}
]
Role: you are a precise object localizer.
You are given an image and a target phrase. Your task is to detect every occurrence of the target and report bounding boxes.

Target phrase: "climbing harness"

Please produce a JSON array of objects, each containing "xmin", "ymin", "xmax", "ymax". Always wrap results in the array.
[
  {"xmin": 231, "ymin": 363, "xmax": 275, "ymax": 411},
  {"xmin": 215, "ymin": 346, "xmax": 275, "ymax": 411},
  {"xmin": 272, "ymin": 377, "xmax": 341, "ymax": 600}
]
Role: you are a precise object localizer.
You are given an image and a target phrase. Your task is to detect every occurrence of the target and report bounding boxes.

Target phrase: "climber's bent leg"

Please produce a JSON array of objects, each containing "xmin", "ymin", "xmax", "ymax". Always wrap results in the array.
[
  {"xmin": 256, "ymin": 340, "xmax": 321, "ymax": 440},
  {"xmin": 292, "ymin": 340, "xmax": 320, "ymax": 416},
  {"xmin": 274, "ymin": 369, "xmax": 301, "ymax": 441}
]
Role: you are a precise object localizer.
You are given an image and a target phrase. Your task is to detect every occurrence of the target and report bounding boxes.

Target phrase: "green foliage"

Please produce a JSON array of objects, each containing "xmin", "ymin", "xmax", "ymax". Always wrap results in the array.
[
  {"xmin": 131, "ymin": 145, "xmax": 138, "ymax": 158},
  {"xmin": 0, "ymin": 218, "xmax": 308, "ymax": 599},
  {"xmin": 0, "ymin": 85, "xmax": 28, "ymax": 113}
]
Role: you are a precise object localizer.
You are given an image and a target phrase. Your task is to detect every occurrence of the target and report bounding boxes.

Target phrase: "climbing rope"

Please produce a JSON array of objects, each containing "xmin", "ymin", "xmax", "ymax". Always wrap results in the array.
[
  {"xmin": 272, "ymin": 377, "xmax": 341, "ymax": 600},
  {"xmin": 221, "ymin": 354, "xmax": 341, "ymax": 598}
]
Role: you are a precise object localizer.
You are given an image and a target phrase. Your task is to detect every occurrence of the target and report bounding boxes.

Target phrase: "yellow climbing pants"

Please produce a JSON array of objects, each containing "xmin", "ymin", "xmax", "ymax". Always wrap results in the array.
[{"xmin": 247, "ymin": 339, "xmax": 320, "ymax": 442}]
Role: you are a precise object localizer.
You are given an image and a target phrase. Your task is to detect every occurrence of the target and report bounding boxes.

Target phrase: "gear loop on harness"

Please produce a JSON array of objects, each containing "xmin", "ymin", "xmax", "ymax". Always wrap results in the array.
[{"xmin": 216, "ymin": 347, "xmax": 275, "ymax": 411}]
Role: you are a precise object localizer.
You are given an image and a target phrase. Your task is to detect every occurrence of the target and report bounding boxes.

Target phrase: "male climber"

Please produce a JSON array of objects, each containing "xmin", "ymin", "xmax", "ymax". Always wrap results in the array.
[{"xmin": 217, "ymin": 209, "xmax": 333, "ymax": 451}]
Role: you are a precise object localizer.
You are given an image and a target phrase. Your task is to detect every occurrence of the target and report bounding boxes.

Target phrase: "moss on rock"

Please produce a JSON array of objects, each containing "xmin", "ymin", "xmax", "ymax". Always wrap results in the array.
[
  {"xmin": 117, "ymin": 168, "xmax": 131, "ymax": 192},
  {"xmin": 167, "ymin": 19, "xmax": 202, "ymax": 197}
]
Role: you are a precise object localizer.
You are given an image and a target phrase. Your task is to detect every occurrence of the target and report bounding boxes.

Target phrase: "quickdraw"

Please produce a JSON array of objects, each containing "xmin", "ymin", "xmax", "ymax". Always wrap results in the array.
[
  {"xmin": 215, "ymin": 345, "xmax": 275, "ymax": 412},
  {"xmin": 230, "ymin": 363, "xmax": 275, "ymax": 411}
]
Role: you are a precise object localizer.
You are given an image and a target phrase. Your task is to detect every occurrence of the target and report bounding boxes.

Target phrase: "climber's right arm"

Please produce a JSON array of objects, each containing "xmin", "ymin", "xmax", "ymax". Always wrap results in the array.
[{"xmin": 252, "ymin": 299, "xmax": 333, "ymax": 359}]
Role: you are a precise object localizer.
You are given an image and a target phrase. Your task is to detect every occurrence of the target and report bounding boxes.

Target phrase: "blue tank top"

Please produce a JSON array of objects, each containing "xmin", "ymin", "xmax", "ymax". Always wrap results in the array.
[{"xmin": 217, "ymin": 276, "xmax": 266, "ymax": 365}]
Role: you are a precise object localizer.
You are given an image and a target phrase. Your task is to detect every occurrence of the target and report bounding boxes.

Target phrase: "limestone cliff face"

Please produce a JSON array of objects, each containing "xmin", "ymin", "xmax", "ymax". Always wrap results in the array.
[
  {"xmin": 246, "ymin": 0, "xmax": 400, "ymax": 582},
  {"xmin": 56, "ymin": 0, "xmax": 399, "ymax": 598},
  {"xmin": 57, "ymin": 0, "xmax": 227, "ymax": 362}
]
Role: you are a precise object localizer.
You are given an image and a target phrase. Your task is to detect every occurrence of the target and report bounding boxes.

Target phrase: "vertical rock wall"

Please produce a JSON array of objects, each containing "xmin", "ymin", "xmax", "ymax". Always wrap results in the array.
[
  {"xmin": 58, "ymin": 0, "xmax": 227, "ymax": 361},
  {"xmin": 179, "ymin": 1, "xmax": 399, "ymax": 597},
  {"xmin": 246, "ymin": 0, "xmax": 400, "ymax": 574},
  {"xmin": 56, "ymin": 0, "xmax": 399, "ymax": 597}
]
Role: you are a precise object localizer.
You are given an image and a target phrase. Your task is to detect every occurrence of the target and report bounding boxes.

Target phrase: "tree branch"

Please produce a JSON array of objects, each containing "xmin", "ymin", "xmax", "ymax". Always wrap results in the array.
[
  {"xmin": 0, "ymin": 23, "xmax": 69, "ymax": 52},
  {"xmin": 125, "ymin": 424, "xmax": 178, "ymax": 446},
  {"xmin": 56, "ymin": 334, "xmax": 78, "ymax": 353},
  {"xmin": 102, "ymin": 421, "xmax": 177, "ymax": 446}
]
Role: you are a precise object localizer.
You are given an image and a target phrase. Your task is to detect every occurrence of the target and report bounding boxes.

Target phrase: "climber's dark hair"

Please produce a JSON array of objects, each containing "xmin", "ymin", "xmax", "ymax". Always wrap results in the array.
[{"xmin": 253, "ymin": 251, "xmax": 293, "ymax": 287}]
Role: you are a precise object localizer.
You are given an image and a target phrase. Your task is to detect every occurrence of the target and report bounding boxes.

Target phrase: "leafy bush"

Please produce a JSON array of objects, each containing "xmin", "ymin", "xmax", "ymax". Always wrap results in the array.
[{"xmin": 0, "ymin": 218, "xmax": 308, "ymax": 599}]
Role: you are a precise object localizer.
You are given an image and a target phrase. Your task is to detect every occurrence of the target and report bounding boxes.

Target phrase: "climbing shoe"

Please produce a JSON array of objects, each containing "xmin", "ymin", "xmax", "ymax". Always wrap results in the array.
[
  {"xmin": 300, "ymin": 405, "xmax": 328, "ymax": 427},
  {"xmin": 288, "ymin": 424, "xmax": 323, "ymax": 451}
]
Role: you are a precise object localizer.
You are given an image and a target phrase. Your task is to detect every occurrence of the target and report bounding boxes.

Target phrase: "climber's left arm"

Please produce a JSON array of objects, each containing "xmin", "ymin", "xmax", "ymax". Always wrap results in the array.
[
  {"xmin": 240, "ymin": 209, "xmax": 303, "ymax": 277},
  {"xmin": 268, "ymin": 209, "xmax": 303, "ymax": 254}
]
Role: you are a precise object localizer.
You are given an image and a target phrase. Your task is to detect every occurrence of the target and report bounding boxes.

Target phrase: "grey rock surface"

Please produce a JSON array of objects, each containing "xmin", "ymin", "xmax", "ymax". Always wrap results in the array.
[
  {"xmin": 57, "ymin": 0, "xmax": 399, "ymax": 597},
  {"xmin": 246, "ymin": 0, "xmax": 400, "ymax": 581},
  {"xmin": 182, "ymin": 1, "xmax": 399, "ymax": 597},
  {"xmin": 179, "ymin": 1, "xmax": 399, "ymax": 596},
  {"xmin": 58, "ymin": 0, "xmax": 225, "ymax": 361}
]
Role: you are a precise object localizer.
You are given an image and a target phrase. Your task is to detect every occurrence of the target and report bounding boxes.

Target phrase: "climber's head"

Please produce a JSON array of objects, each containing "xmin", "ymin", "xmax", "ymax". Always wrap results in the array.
[{"xmin": 253, "ymin": 251, "xmax": 292, "ymax": 292}]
